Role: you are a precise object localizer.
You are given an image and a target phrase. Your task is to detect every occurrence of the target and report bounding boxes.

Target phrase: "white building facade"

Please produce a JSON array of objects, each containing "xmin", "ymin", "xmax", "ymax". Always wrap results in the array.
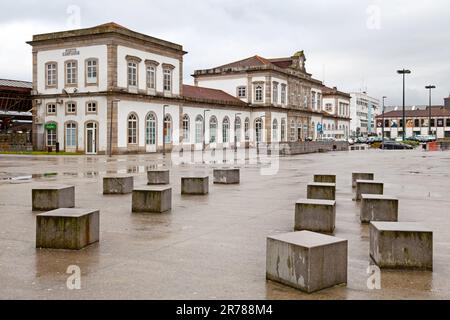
[
  {"xmin": 349, "ymin": 92, "xmax": 380, "ymax": 138},
  {"xmin": 29, "ymin": 23, "xmax": 350, "ymax": 154}
]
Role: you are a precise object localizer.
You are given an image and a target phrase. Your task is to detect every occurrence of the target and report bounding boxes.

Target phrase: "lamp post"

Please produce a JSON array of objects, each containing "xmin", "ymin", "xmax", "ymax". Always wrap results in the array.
[
  {"xmin": 381, "ymin": 96, "xmax": 387, "ymax": 149},
  {"xmin": 202, "ymin": 109, "xmax": 210, "ymax": 152},
  {"xmin": 162, "ymin": 105, "xmax": 167, "ymax": 156},
  {"xmin": 425, "ymin": 85, "xmax": 436, "ymax": 136},
  {"xmin": 397, "ymin": 69, "xmax": 411, "ymax": 140},
  {"xmin": 234, "ymin": 112, "xmax": 242, "ymax": 153}
]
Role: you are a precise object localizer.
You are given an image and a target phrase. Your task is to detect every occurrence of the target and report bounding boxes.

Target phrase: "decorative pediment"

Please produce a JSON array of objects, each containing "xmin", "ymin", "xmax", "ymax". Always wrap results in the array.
[{"xmin": 291, "ymin": 50, "xmax": 306, "ymax": 72}]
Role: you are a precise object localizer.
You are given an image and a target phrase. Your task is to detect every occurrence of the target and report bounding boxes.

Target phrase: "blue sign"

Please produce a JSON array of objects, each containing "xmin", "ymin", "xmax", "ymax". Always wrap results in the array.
[{"xmin": 317, "ymin": 123, "xmax": 323, "ymax": 133}]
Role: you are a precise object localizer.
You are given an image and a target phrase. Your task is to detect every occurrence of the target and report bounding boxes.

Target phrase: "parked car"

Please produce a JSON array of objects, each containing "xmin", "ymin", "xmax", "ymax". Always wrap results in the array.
[
  {"xmin": 367, "ymin": 136, "xmax": 383, "ymax": 144},
  {"xmin": 415, "ymin": 135, "xmax": 437, "ymax": 142},
  {"xmin": 347, "ymin": 138, "xmax": 355, "ymax": 145},
  {"xmin": 379, "ymin": 141, "xmax": 414, "ymax": 150},
  {"xmin": 355, "ymin": 137, "xmax": 367, "ymax": 144}
]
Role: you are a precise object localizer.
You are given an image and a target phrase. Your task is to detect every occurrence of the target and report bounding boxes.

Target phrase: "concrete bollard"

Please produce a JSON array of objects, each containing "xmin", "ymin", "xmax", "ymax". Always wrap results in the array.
[
  {"xmin": 32, "ymin": 185, "xmax": 75, "ymax": 211},
  {"xmin": 370, "ymin": 222, "xmax": 433, "ymax": 270},
  {"xmin": 103, "ymin": 175, "xmax": 134, "ymax": 194},
  {"xmin": 147, "ymin": 169, "xmax": 170, "ymax": 185},
  {"xmin": 132, "ymin": 186, "xmax": 172, "ymax": 213},
  {"xmin": 266, "ymin": 231, "xmax": 347, "ymax": 293},
  {"xmin": 355, "ymin": 180, "xmax": 383, "ymax": 201},
  {"xmin": 352, "ymin": 172, "xmax": 374, "ymax": 188},
  {"xmin": 213, "ymin": 168, "xmax": 240, "ymax": 184},
  {"xmin": 295, "ymin": 199, "xmax": 336, "ymax": 233},
  {"xmin": 361, "ymin": 194, "xmax": 398, "ymax": 223},
  {"xmin": 313, "ymin": 174, "xmax": 336, "ymax": 183},
  {"xmin": 36, "ymin": 208, "xmax": 99, "ymax": 250},
  {"xmin": 181, "ymin": 176, "xmax": 209, "ymax": 195},
  {"xmin": 307, "ymin": 183, "xmax": 336, "ymax": 200}
]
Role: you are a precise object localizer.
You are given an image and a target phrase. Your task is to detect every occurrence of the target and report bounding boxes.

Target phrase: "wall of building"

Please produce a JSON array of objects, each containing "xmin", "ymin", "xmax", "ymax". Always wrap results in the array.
[
  {"xmin": 37, "ymin": 45, "xmax": 108, "ymax": 94},
  {"xmin": 116, "ymin": 46, "xmax": 181, "ymax": 95}
]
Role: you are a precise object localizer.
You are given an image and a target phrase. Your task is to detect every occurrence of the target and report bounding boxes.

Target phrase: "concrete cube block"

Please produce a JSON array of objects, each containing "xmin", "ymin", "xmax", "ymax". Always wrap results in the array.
[
  {"xmin": 313, "ymin": 174, "xmax": 336, "ymax": 183},
  {"xmin": 181, "ymin": 176, "xmax": 209, "ymax": 195},
  {"xmin": 266, "ymin": 231, "xmax": 347, "ymax": 293},
  {"xmin": 307, "ymin": 183, "xmax": 336, "ymax": 200},
  {"xmin": 36, "ymin": 208, "xmax": 99, "ymax": 250},
  {"xmin": 355, "ymin": 180, "xmax": 383, "ymax": 201},
  {"xmin": 147, "ymin": 169, "xmax": 170, "ymax": 185},
  {"xmin": 370, "ymin": 222, "xmax": 433, "ymax": 270},
  {"xmin": 132, "ymin": 186, "xmax": 172, "ymax": 213},
  {"xmin": 352, "ymin": 172, "xmax": 374, "ymax": 187},
  {"xmin": 32, "ymin": 185, "xmax": 75, "ymax": 211},
  {"xmin": 103, "ymin": 175, "xmax": 134, "ymax": 194},
  {"xmin": 295, "ymin": 199, "xmax": 336, "ymax": 233},
  {"xmin": 361, "ymin": 194, "xmax": 398, "ymax": 223},
  {"xmin": 213, "ymin": 168, "xmax": 240, "ymax": 184}
]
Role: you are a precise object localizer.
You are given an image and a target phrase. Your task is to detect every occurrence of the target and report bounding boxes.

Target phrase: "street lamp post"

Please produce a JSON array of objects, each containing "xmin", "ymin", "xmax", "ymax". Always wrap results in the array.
[
  {"xmin": 425, "ymin": 85, "xmax": 436, "ymax": 136},
  {"xmin": 202, "ymin": 109, "xmax": 210, "ymax": 152},
  {"xmin": 382, "ymin": 96, "xmax": 387, "ymax": 150},
  {"xmin": 397, "ymin": 69, "xmax": 411, "ymax": 141},
  {"xmin": 234, "ymin": 113, "xmax": 242, "ymax": 153}
]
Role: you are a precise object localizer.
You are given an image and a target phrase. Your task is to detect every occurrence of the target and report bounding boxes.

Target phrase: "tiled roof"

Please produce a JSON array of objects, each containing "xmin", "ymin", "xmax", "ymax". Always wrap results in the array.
[
  {"xmin": 182, "ymin": 85, "xmax": 245, "ymax": 105},
  {"xmin": 322, "ymin": 86, "xmax": 351, "ymax": 98},
  {"xmin": 216, "ymin": 55, "xmax": 272, "ymax": 69},
  {"xmin": 0, "ymin": 79, "xmax": 32, "ymax": 89},
  {"xmin": 268, "ymin": 58, "xmax": 293, "ymax": 69},
  {"xmin": 376, "ymin": 107, "xmax": 450, "ymax": 118}
]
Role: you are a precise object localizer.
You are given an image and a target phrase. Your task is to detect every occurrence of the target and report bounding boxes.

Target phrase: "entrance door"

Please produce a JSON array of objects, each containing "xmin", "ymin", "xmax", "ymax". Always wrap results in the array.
[
  {"xmin": 297, "ymin": 128, "xmax": 302, "ymax": 141},
  {"xmin": 146, "ymin": 113, "xmax": 157, "ymax": 153},
  {"xmin": 86, "ymin": 122, "xmax": 97, "ymax": 154}
]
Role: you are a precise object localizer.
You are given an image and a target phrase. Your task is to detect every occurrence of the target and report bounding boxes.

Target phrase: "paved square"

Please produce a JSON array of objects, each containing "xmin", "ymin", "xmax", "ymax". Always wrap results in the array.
[{"xmin": 0, "ymin": 149, "xmax": 449, "ymax": 299}]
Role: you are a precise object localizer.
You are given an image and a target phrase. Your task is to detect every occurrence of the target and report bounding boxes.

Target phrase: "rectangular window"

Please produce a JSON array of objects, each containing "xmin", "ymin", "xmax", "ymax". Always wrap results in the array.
[
  {"xmin": 237, "ymin": 86, "xmax": 246, "ymax": 98},
  {"xmin": 281, "ymin": 84, "xmax": 287, "ymax": 105},
  {"xmin": 66, "ymin": 102, "xmax": 76, "ymax": 114},
  {"xmin": 446, "ymin": 118, "xmax": 450, "ymax": 127},
  {"xmin": 244, "ymin": 120, "xmax": 249, "ymax": 141},
  {"xmin": 163, "ymin": 69, "xmax": 172, "ymax": 91},
  {"xmin": 128, "ymin": 62, "xmax": 138, "ymax": 86},
  {"xmin": 65, "ymin": 61, "xmax": 77, "ymax": 85},
  {"xmin": 46, "ymin": 63, "xmax": 57, "ymax": 87},
  {"xmin": 46, "ymin": 103, "xmax": 56, "ymax": 115},
  {"xmin": 254, "ymin": 85, "xmax": 263, "ymax": 102},
  {"xmin": 86, "ymin": 59, "xmax": 98, "ymax": 84},
  {"xmin": 86, "ymin": 102, "xmax": 97, "ymax": 114},
  {"xmin": 272, "ymin": 83, "xmax": 278, "ymax": 104},
  {"xmin": 147, "ymin": 66, "xmax": 156, "ymax": 89}
]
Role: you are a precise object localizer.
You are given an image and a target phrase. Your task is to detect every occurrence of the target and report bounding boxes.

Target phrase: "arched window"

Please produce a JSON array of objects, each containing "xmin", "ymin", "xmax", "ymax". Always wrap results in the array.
[
  {"xmin": 146, "ymin": 113, "xmax": 156, "ymax": 145},
  {"xmin": 235, "ymin": 117, "xmax": 242, "ymax": 143},
  {"xmin": 195, "ymin": 115, "xmax": 203, "ymax": 144},
  {"xmin": 255, "ymin": 118, "xmax": 263, "ymax": 143},
  {"xmin": 290, "ymin": 120, "xmax": 296, "ymax": 141},
  {"xmin": 303, "ymin": 123, "xmax": 308, "ymax": 139},
  {"xmin": 281, "ymin": 118, "xmax": 286, "ymax": 142},
  {"xmin": 244, "ymin": 117, "xmax": 250, "ymax": 141},
  {"xmin": 272, "ymin": 119, "xmax": 278, "ymax": 142},
  {"xmin": 222, "ymin": 117, "xmax": 230, "ymax": 143},
  {"xmin": 128, "ymin": 113, "xmax": 138, "ymax": 144},
  {"xmin": 209, "ymin": 116, "xmax": 217, "ymax": 143},
  {"xmin": 164, "ymin": 114, "xmax": 172, "ymax": 143},
  {"xmin": 65, "ymin": 122, "xmax": 77, "ymax": 148},
  {"xmin": 182, "ymin": 114, "xmax": 190, "ymax": 142}
]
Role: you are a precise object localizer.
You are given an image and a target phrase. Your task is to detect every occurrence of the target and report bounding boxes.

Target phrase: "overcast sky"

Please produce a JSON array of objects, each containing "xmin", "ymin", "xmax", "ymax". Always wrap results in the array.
[{"xmin": 0, "ymin": 0, "xmax": 449, "ymax": 105}]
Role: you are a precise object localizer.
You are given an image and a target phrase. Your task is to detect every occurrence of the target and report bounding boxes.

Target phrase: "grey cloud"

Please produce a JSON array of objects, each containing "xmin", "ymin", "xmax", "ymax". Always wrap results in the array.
[{"xmin": 0, "ymin": 0, "xmax": 449, "ymax": 105}]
